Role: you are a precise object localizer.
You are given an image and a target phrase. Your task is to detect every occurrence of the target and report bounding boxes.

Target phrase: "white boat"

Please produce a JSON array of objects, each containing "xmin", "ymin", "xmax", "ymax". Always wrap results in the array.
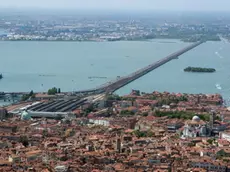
[{"xmin": 215, "ymin": 84, "xmax": 222, "ymax": 90}]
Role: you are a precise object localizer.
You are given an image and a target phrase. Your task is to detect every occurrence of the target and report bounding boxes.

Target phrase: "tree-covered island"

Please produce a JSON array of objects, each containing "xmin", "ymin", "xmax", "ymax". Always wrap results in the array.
[{"xmin": 184, "ymin": 67, "xmax": 216, "ymax": 73}]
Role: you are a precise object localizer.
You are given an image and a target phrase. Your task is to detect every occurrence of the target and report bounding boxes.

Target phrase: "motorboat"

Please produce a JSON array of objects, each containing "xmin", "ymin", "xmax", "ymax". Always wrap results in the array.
[{"xmin": 215, "ymin": 84, "xmax": 222, "ymax": 90}]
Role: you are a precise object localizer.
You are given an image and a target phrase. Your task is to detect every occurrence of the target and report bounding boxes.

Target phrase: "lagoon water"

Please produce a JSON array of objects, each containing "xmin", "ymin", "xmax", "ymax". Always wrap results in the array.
[
  {"xmin": 0, "ymin": 29, "xmax": 7, "ymax": 35},
  {"xmin": 0, "ymin": 39, "xmax": 230, "ymax": 104}
]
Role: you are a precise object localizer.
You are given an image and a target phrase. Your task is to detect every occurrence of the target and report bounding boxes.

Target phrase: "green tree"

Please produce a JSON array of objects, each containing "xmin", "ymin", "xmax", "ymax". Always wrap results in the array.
[
  {"xmin": 107, "ymin": 94, "xmax": 121, "ymax": 101},
  {"xmin": 149, "ymin": 95, "xmax": 156, "ymax": 100},
  {"xmin": 42, "ymin": 129, "xmax": 48, "ymax": 138},
  {"xmin": 31, "ymin": 94, "xmax": 35, "ymax": 99},
  {"xmin": 199, "ymin": 114, "xmax": 210, "ymax": 121},
  {"xmin": 120, "ymin": 110, "xmax": 135, "ymax": 116},
  {"xmin": 21, "ymin": 94, "xmax": 30, "ymax": 101},
  {"xmin": 48, "ymin": 87, "xmax": 58, "ymax": 95},
  {"xmin": 134, "ymin": 130, "xmax": 153, "ymax": 138},
  {"xmin": 85, "ymin": 104, "xmax": 95, "ymax": 114},
  {"xmin": 60, "ymin": 155, "xmax": 68, "ymax": 161},
  {"xmin": 215, "ymin": 116, "xmax": 221, "ymax": 121},
  {"xmin": 207, "ymin": 139, "xmax": 214, "ymax": 145},
  {"xmin": 19, "ymin": 135, "xmax": 29, "ymax": 147},
  {"xmin": 12, "ymin": 126, "xmax": 18, "ymax": 133},
  {"xmin": 154, "ymin": 111, "xmax": 210, "ymax": 121},
  {"xmin": 216, "ymin": 149, "xmax": 227, "ymax": 159},
  {"xmin": 147, "ymin": 130, "xmax": 154, "ymax": 137},
  {"xmin": 188, "ymin": 142, "xmax": 195, "ymax": 147},
  {"xmin": 29, "ymin": 90, "xmax": 34, "ymax": 97},
  {"xmin": 134, "ymin": 130, "xmax": 147, "ymax": 138},
  {"xmin": 141, "ymin": 112, "xmax": 148, "ymax": 117},
  {"xmin": 21, "ymin": 90, "xmax": 36, "ymax": 101}
]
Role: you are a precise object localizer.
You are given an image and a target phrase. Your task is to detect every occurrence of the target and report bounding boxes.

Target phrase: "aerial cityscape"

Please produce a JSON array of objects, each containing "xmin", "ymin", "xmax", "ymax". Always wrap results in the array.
[
  {"xmin": 1, "ymin": 0, "xmax": 230, "ymax": 171},
  {"xmin": 0, "ymin": 11, "xmax": 228, "ymax": 42}
]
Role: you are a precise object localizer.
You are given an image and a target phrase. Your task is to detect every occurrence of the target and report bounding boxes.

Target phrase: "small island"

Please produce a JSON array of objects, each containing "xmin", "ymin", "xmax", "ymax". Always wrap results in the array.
[
  {"xmin": 0, "ymin": 74, "xmax": 2, "ymax": 79},
  {"xmin": 184, "ymin": 67, "xmax": 216, "ymax": 73}
]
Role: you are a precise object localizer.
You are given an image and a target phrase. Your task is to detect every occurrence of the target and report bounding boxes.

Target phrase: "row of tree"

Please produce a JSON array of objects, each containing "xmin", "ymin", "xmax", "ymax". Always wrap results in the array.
[
  {"xmin": 21, "ymin": 90, "xmax": 35, "ymax": 101},
  {"xmin": 21, "ymin": 87, "xmax": 61, "ymax": 101},
  {"xmin": 48, "ymin": 87, "xmax": 61, "ymax": 95},
  {"xmin": 154, "ymin": 110, "xmax": 210, "ymax": 121}
]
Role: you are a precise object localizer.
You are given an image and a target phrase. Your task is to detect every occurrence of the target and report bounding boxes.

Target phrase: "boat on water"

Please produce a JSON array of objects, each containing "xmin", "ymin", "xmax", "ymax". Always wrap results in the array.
[
  {"xmin": 215, "ymin": 84, "xmax": 222, "ymax": 90},
  {"xmin": 88, "ymin": 76, "xmax": 107, "ymax": 79},
  {"xmin": 39, "ymin": 74, "xmax": 56, "ymax": 77}
]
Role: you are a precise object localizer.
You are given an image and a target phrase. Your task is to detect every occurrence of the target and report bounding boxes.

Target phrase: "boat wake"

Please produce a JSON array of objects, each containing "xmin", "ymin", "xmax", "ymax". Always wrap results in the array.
[
  {"xmin": 215, "ymin": 51, "xmax": 224, "ymax": 59},
  {"xmin": 215, "ymin": 83, "xmax": 222, "ymax": 90}
]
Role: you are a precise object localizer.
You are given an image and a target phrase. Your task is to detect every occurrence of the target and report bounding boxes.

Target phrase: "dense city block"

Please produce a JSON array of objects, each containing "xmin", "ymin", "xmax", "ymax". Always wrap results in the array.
[
  {"xmin": 1, "ymin": 90, "xmax": 230, "ymax": 171},
  {"xmin": 1, "ymin": 9, "xmax": 230, "ymax": 172}
]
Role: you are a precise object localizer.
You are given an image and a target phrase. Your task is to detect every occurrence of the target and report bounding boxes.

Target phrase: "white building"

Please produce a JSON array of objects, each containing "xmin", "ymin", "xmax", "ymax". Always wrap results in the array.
[
  {"xmin": 189, "ymin": 160, "xmax": 227, "ymax": 172},
  {"xmin": 182, "ymin": 116, "xmax": 211, "ymax": 138},
  {"xmin": 89, "ymin": 118, "xmax": 110, "ymax": 126},
  {"xmin": 220, "ymin": 132, "xmax": 230, "ymax": 142}
]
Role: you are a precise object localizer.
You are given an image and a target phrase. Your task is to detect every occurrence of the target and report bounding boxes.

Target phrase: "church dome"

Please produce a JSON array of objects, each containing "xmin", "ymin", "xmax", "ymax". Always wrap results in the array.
[
  {"xmin": 192, "ymin": 115, "xmax": 200, "ymax": 122},
  {"xmin": 21, "ymin": 111, "xmax": 31, "ymax": 120}
]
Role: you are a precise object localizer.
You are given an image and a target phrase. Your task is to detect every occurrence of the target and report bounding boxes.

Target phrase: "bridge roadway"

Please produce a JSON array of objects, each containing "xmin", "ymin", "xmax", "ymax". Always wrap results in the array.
[{"xmin": 75, "ymin": 41, "xmax": 203, "ymax": 95}]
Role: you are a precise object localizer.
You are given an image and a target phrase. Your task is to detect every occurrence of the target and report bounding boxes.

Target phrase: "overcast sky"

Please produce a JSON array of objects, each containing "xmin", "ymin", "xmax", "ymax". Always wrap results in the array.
[{"xmin": 1, "ymin": 0, "xmax": 230, "ymax": 11}]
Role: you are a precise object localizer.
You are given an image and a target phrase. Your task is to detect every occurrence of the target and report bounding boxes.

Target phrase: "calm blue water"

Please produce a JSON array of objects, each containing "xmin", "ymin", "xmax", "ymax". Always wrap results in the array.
[
  {"xmin": 116, "ymin": 40, "xmax": 230, "ymax": 102},
  {"xmin": 0, "ymin": 39, "xmax": 230, "ymax": 105},
  {"xmin": 0, "ymin": 29, "xmax": 7, "ymax": 35}
]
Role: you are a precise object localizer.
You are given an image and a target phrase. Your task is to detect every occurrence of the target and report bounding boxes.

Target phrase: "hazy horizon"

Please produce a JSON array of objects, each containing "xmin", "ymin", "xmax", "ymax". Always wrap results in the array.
[{"xmin": 0, "ymin": 0, "xmax": 230, "ymax": 12}]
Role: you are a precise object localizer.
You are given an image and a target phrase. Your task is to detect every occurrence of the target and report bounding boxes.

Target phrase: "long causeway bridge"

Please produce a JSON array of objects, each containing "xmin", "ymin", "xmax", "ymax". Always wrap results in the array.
[
  {"xmin": 1, "ymin": 41, "xmax": 203, "ymax": 97},
  {"xmin": 75, "ymin": 41, "xmax": 203, "ymax": 95}
]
